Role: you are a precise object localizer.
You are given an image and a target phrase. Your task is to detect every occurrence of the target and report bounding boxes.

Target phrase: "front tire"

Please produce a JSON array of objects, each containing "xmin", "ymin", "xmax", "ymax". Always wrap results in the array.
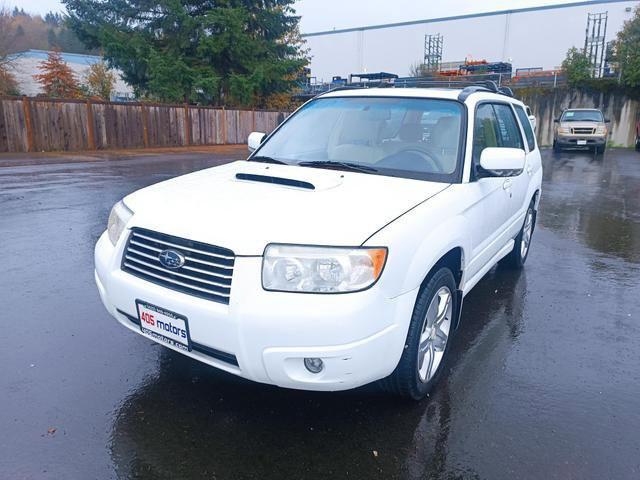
[
  {"xmin": 553, "ymin": 140, "xmax": 561, "ymax": 153},
  {"xmin": 380, "ymin": 268, "xmax": 457, "ymax": 400},
  {"xmin": 635, "ymin": 136, "xmax": 640, "ymax": 152},
  {"xmin": 503, "ymin": 200, "xmax": 536, "ymax": 269}
]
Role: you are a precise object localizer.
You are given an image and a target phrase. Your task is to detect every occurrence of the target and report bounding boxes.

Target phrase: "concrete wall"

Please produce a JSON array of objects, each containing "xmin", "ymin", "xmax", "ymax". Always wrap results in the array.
[{"xmin": 517, "ymin": 88, "xmax": 639, "ymax": 147}]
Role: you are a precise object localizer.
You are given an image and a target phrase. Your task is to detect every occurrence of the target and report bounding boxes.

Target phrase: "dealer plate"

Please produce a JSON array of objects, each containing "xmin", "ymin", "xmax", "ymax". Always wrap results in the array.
[{"xmin": 136, "ymin": 300, "xmax": 191, "ymax": 351}]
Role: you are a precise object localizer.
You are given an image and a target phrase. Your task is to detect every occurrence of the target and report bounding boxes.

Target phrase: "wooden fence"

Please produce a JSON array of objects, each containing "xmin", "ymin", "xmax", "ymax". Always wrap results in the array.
[{"xmin": 0, "ymin": 96, "xmax": 288, "ymax": 153}]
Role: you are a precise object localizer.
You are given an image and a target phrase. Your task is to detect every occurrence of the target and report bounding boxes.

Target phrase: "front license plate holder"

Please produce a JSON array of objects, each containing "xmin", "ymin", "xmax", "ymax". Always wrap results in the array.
[
  {"xmin": 136, "ymin": 300, "xmax": 192, "ymax": 352},
  {"xmin": 577, "ymin": 140, "xmax": 587, "ymax": 145}
]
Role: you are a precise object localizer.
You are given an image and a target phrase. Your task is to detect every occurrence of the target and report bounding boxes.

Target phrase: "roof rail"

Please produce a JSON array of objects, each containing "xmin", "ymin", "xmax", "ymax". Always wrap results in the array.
[
  {"xmin": 498, "ymin": 86, "xmax": 514, "ymax": 97},
  {"xmin": 458, "ymin": 86, "xmax": 492, "ymax": 101},
  {"xmin": 323, "ymin": 85, "xmax": 366, "ymax": 94}
]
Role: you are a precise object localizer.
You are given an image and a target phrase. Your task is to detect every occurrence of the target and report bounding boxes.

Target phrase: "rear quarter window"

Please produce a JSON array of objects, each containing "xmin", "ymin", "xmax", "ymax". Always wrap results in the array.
[{"xmin": 514, "ymin": 105, "xmax": 536, "ymax": 151}]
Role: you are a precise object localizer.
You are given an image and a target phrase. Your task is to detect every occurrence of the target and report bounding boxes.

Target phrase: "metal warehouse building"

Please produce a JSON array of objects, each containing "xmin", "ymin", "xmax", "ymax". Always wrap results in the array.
[{"xmin": 302, "ymin": 0, "xmax": 640, "ymax": 81}]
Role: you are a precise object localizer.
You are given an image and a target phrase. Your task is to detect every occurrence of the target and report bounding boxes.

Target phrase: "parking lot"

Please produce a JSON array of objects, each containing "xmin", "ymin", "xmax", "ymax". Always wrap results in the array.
[{"xmin": 1, "ymin": 146, "xmax": 639, "ymax": 479}]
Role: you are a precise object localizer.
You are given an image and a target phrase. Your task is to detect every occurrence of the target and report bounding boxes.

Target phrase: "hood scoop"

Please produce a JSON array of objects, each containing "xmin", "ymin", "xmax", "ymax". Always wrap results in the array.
[{"xmin": 235, "ymin": 173, "xmax": 315, "ymax": 190}]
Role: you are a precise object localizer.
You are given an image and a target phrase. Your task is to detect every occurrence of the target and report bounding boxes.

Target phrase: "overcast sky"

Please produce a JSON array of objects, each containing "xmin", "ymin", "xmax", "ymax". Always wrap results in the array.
[{"xmin": 8, "ymin": 0, "xmax": 602, "ymax": 32}]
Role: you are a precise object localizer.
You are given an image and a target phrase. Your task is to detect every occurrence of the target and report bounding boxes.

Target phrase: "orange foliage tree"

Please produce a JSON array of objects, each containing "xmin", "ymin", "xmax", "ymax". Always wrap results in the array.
[{"xmin": 33, "ymin": 49, "xmax": 81, "ymax": 98}]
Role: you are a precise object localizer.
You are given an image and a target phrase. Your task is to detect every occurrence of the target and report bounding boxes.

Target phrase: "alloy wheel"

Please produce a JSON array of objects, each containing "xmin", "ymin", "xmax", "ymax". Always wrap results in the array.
[
  {"xmin": 417, "ymin": 286, "xmax": 453, "ymax": 382},
  {"xmin": 520, "ymin": 209, "xmax": 534, "ymax": 258}
]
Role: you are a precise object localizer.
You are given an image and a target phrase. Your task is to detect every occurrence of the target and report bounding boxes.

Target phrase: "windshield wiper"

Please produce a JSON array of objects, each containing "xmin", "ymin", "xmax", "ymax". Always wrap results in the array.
[
  {"xmin": 298, "ymin": 160, "xmax": 379, "ymax": 174},
  {"xmin": 249, "ymin": 156, "xmax": 288, "ymax": 165}
]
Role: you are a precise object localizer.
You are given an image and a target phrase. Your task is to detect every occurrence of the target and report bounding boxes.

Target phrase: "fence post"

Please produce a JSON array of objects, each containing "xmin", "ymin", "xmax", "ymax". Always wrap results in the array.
[
  {"xmin": 141, "ymin": 104, "xmax": 149, "ymax": 148},
  {"xmin": 184, "ymin": 104, "xmax": 191, "ymax": 146},
  {"xmin": 21, "ymin": 96, "xmax": 34, "ymax": 153},
  {"xmin": 86, "ymin": 99, "xmax": 96, "ymax": 150},
  {"xmin": 252, "ymin": 110, "xmax": 256, "ymax": 132},
  {"xmin": 221, "ymin": 107, "xmax": 227, "ymax": 144}
]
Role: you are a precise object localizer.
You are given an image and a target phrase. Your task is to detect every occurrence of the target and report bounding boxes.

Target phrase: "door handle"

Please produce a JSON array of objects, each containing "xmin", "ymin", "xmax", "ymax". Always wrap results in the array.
[{"xmin": 502, "ymin": 179, "xmax": 512, "ymax": 190}]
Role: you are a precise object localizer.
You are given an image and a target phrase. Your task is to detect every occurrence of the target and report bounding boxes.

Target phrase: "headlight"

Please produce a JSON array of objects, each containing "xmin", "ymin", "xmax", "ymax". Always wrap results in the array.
[
  {"xmin": 107, "ymin": 200, "xmax": 133, "ymax": 246},
  {"xmin": 596, "ymin": 125, "xmax": 607, "ymax": 135},
  {"xmin": 262, "ymin": 244, "xmax": 387, "ymax": 293},
  {"xmin": 558, "ymin": 127, "xmax": 571, "ymax": 135}
]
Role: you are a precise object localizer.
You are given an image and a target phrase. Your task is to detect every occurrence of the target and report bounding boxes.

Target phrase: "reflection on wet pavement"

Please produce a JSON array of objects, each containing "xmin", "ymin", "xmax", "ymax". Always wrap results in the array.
[{"xmin": 1, "ymin": 147, "xmax": 639, "ymax": 479}]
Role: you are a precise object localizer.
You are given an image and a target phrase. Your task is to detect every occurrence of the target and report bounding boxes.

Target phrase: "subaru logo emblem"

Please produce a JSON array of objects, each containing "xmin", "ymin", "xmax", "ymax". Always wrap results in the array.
[{"xmin": 159, "ymin": 249, "xmax": 185, "ymax": 269}]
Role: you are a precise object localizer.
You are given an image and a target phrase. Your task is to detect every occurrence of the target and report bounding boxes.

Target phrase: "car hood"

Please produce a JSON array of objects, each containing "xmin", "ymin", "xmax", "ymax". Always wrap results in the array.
[{"xmin": 124, "ymin": 161, "xmax": 449, "ymax": 255}]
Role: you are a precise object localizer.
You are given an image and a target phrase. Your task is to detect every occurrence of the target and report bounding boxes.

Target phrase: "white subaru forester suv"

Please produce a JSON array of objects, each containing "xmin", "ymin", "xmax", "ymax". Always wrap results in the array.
[{"xmin": 95, "ymin": 84, "xmax": 542, "ymax": 400}]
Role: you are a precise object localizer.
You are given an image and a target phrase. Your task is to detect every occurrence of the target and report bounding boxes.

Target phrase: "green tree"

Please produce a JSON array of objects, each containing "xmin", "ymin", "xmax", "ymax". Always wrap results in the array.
[
  {"xmin": 63, "ymin": 0, "xmax": 309, "ymax": 107},
  {"xmin": 561, "ymin": 47, "xmax": 592, "ymax": 86},
  {"xmin": 616, "ymin": 6, "xmax": 640, "ymax": 89}
]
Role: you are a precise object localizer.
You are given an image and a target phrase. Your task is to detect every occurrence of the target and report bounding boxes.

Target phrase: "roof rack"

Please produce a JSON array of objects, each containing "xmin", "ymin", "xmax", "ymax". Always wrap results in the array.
[{"xmin": 312, "ymin": 78, "xmax": 514, "ymax": 101}]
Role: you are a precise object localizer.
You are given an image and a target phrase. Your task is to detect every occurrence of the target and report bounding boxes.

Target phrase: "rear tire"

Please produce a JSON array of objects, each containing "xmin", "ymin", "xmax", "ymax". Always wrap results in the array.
[
  {"xmin": 380, "ymin": 268, "xmax": 457, "ymax": 400},
  {"xmin": 503, "ymin": 200, "xmax": 536, "ymax": 269}
]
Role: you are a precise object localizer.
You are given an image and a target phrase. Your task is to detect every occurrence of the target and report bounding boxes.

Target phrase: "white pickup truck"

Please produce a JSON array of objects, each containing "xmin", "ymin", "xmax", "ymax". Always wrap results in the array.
[{"xmin": 95, "ymin": 84, "xmax": 542, "ymax": 399}]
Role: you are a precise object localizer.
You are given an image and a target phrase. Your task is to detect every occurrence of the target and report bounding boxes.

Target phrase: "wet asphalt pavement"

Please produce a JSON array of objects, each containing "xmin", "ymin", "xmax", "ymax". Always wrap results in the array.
[{"xmin": 1, "ymin": 147, "xmax": 639, "ymax": 480}]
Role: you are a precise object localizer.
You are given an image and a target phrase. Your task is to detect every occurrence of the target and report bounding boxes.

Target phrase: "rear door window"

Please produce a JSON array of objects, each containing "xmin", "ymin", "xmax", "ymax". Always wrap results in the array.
[{"xmin": 492, "ymin": 104, "xmax": 524, "ymax": 150}]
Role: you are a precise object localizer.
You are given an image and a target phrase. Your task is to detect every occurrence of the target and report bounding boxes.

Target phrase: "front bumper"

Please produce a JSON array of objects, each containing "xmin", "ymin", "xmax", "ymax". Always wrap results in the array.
[
  {"xmin": 555, "ymin": 135, "xmax": 606, "ymax": 148},
  {"xmin": 95, "ymin": 231, "xmax": 417, "ymax": 391}
]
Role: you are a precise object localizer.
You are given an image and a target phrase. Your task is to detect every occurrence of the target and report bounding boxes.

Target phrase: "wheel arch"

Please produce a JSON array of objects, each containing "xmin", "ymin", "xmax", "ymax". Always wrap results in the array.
[
  {"xmin": 420, "ymin": 247, "xmax": 464, "ymax": 291},
  {"xmin": 414, "ymin": 246, "xmax": 465, "ymax": 331},
  {"xmin": 532, "ymin": 189, "xmax": 541, "ymax": 210}
]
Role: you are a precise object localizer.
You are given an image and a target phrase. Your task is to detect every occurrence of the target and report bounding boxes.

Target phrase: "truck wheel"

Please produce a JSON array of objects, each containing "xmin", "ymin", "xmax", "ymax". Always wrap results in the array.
[
  {"xmin": 503, "ymin": 200, "xmax": 536, "ymax": 269},
  {"xmin": 553, "ymin": 140, "xmax": 561, "ymax": 153},
  {"xmin": 635, "ymin": 136, "xmax": 640, "ymax": 152},
  {"xmin": 380, "ymin": 267, "xmax": 457, "ymax": 400},
  {"xmin": 596, "ymin": 145, "xmax": 606, "ymax": 154}
]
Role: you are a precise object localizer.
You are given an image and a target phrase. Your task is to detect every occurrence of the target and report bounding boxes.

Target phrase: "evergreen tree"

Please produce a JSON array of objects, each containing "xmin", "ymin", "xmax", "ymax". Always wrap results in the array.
[
  {"xmin": 63, "ymin": 0, "xmax": 308, "ymax": 106},
  {"xmin": 34, "ymin": 49, "xmax": 81, "ymax": 98}
]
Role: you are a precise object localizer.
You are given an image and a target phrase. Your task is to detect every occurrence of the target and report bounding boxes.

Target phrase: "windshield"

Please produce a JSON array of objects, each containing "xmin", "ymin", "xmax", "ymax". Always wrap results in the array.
[
  {"xmin": 561, "ymin": 110, "xmax": 604, "ymax": 122},
  {"xmin": 253, "ymin": 97, "xmax": 465, "ymax": 182}
]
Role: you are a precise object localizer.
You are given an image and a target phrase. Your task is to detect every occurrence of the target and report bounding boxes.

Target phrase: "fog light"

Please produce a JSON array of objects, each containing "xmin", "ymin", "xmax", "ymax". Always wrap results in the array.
[{"xmin": 304, "ymin": 357, "xmax": 324, "ymax": 374}]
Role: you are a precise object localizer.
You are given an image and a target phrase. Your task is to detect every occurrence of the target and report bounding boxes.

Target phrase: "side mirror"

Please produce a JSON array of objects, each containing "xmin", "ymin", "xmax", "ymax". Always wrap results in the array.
[
  {"xmin": 553, "ymin": 118, "xmax": 560, "ymax": 123},
  {"xmin": 248, "ymin": 131, "xmax": 266, "ymax": 153},
  {"xmin": 604, "ymin": 118, "xmax": 611, "ymax": 123},
  {"xmin": 478, "ymin": 148, "xmax": 526, "ymax": 178}
]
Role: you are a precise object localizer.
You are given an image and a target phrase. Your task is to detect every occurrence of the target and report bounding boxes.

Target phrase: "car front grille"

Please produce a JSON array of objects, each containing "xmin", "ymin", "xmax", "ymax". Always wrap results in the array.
[
  {"xmin": 572, "ymin": 127, "xmax": 596, "ymax": 135},
  {"xmin": 121, "ymin": 228, "xmax": 234, "ymax": 305}
]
